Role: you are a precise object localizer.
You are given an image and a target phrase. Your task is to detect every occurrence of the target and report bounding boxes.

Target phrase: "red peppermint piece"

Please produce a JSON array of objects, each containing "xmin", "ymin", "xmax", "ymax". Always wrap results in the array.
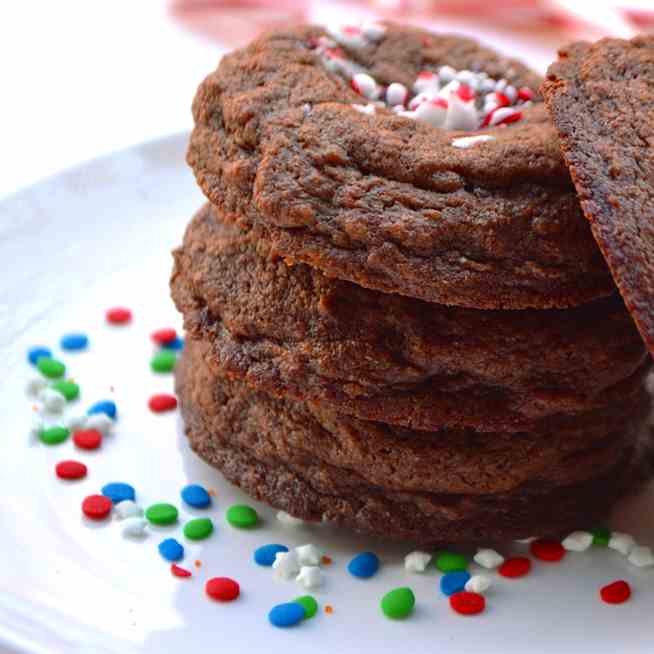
[
  {"xmin": 206, "ymin": 577, "xmax": 240, "ymax": 602},
  {"xmin": 600, "ymin": 580, "xmax": 631, "ymax": 604},
  {"xmin": 450, "ymin": 591, "xmax": 485, "ymax": 615},
  {"xmin": 417, "ymin": 70, "xmax": 436, "ymax": 80},
  {"xmin": 518, "ymin": 87, "xmax": 535, "ymax": 101},
  {"xmin": 73, "ymin": 429, "xmax": 103, "ymax": 450},
  {"xmin": 351, "ymin": 78, "xmax": 362, "ymax": 94},
  {"xmin": 171, "ymin": 564, "xmax": 192, "ymax": 578},
  {"xmin": 530, "ymin": 539, "xmax": 566, "ymax": 562},
  {"xmin": 82, "ymin": 494, "xmax": 112, "ymax": 520},
  {"xmin": 494, "ymin": 92, "xmax": 511, "ymax": 106},
  {"xmin": 498, "ymin": 557, "xmax": 532, "ymax": 578},
  {"xmin": 106, "ymin": 307, "xmax": 132, "ymax": 325},
  {"xmin": 55, "ymin": 460, "xmax": 88, "ymax": 480},
  {"xmin": 148, "ymin": 394, "xmax": 178, "ymax": 413},
  {"xmin": 431, "ymin": 97, "xmax": 448, "ymax": 109},
  {"xmin": 151, "ymin": 328, "xmax": 177, "ymax": 345},
  {"xmin": 456, "ymin": 84, "xmax": 475, "ymax": 102},
  {"xmin": 494, "ymin": 110, "xmax": 522, "ymax": 126}
]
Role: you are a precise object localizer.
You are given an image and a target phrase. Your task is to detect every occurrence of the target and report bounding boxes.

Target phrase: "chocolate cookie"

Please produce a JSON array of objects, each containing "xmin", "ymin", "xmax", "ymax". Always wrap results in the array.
[
  {"xmin": 543, "ymin": 36, "xmax": 654, "ymax": 354},
  {"xmin": 171, "ymin": 204, "xmax": 648, "ymax": 432},
  {"xmin": 177, "ymin": 339, "xmax": 653, "ymax": 544},
  {"xmin": 188, "ymin": 23, "xmax": 614, "ymax": 309}
]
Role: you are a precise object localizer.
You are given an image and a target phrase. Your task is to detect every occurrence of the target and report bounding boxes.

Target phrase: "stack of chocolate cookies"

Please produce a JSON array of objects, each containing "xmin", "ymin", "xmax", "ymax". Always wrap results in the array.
[{"xmin": 172, "ymin": 24, "xmax": 654, "ymax": 544}]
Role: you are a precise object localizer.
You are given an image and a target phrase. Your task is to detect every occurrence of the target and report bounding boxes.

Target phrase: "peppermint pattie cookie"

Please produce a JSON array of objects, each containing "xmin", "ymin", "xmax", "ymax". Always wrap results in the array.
[
  {"xmin": 543, "ymin": 36, "xmax": 654, "ymax": 354},
  {"xmin": 188, "ymin": 23, "xmax": 613, "ymax": 309}
]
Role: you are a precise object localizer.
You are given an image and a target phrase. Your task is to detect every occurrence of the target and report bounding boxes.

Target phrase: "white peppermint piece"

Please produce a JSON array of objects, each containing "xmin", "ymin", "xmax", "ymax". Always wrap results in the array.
[
  {"xmin": 413, "ymin": 72, "xmax": 439, "ymax": 95},
  {"xmin": 444, "ymin": 94, "xmax": 479, "ymax": 131},
  {"xmin": 295, "ymin": 544, "xmax": 323, "ymax": 566},
  {"xmin": 404, "ymin": 550, "xmax": 432, "ymax": 573},
  {"xmin": 326, "ymin": 24, "xmax": 368, "ymax": 49},
  {"xmin": 352, "ymin": 73, "xmax": 379, "ymax": 99},
  {"xmin": 562, "ymin": 531, "xmax": 593, "ymax": 552},
  {"xmin": 504, "ymin": 85, "xmax": 517, "ymax": 102},
  {"xmin": 26, "ymin": 377, "xmax": 48, "ymax": 398},
  {"xmin": 114, "ymin": 500, "xmax": 143, "ymax": 520},
  {"xmin": 438, "ymin": 65, "xmax": 456, "ymax": 83},
  {"xmin": 452, "ymin": 135, "xmax": 495, "ymax": 149},
  {"xmin": 408, "ymin": 99, "xmax": 447, "ymax": 128},
  {"xmin": 85, "ymin": 413, "xmax": 114, "ymax": 435},
  {"xmin": 64, "ymin": 413, "xmax": 88, "ymax": 431},
  {"xmin": 480, "ymin": 77, "xmax": 496, "ymax": 93},
  {"xmin": 608, "ymin": 532, "xmax": 636, "ymax": 556},
  {"xmin": 296, "ymin": 565, "xmax": 323, "ymax": 589},
  {"xmin": 474, "ymin": 548, "xmax": 504, "ymax": 569},
  {"xmin": 465, "ymin": 574, "xmax": 492, "ymax": 594},
  {"xmin": 627, "ymin": 545, "xmax": 654, "ymax": 568},
  {"xmin": 40, "ymin": 388, "xmax": 67, "ymax": 414},
  {"xmin": 121, "ymin": 517, "xmax": 148, "ymax": 538},
  {"xmin": 276, "ymin": 510, "xmax": 304, "ymax": 526},
  {"xmin": 489, "ymin": 107, "xmax": 520, "ymax": 126},
  {"xmin": 352, "ymin": 103, "xmax": 376, "ymax": 115},
  {"xmin": 495, "ymin": 78, "xmax": 508, "ymax": 92},
  {"xmin": 386, "ymin": 82, "xmax": 408, "ymax": 107},
  {"xmin": 273, "ymin": 551, "xmax": 301, "ymax": 579},
  {"xmin": 361, "ymin": 21, "xmax": 386, "ymax": 42}
]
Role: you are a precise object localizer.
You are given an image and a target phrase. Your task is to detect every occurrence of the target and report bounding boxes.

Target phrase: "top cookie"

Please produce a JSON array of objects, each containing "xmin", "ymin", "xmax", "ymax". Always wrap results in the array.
[
  {"xmin": 543, "ymin": 36, "xmax": 654, "ymax": 354},
  {"xmin": 188, "ymin": 23, "xmax": 613, "ymax": 309}
]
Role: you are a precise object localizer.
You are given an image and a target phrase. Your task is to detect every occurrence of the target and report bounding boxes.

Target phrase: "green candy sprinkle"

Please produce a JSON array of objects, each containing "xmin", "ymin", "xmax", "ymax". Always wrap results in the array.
[
  {"xmin": 183, "ymin": 517, "xmax": 214, "ymax": 541},
  {"xmin": 435, "ymin": 551, "xmax": 468, "ymax": 572},
  {"xmin": 381, "ymin": 587, "xmax": 415, "ymax": 620},
  {"xmin": 150, "ymin": 350, "xmax": 176, "ymax": 373},
  {"xmin": 226, "ymin": 504, "xmax": 259, "ymax": 529},
  {"xmin": 591, "ymin": 526, "xmax": 611, "ymax": 546},
  {"xmin": 293, "ymin": 595, "xmax": 318, "ymax": 620},
  {"xmin": 145, "ymin": 503, "xmax": 178, "ymax": 526},
  {"xmin": 37, "ymin": 357, "xmax": 66, "ymax": 379},
  {"xmin": 51, "ymin": 380, "xmax": 80, "ymax": 401},
  {"xmin": 39, "ymin": 426, "xmax": 70, "ymax": 445}
]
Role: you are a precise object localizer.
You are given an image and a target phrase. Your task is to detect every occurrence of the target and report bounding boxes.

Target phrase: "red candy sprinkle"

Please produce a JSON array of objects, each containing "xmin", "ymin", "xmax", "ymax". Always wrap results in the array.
[
  {"xmin": 171, "ymin": 564, "xmax": 192, "ymax": 578},
  {"xmin": 518, "ymin": 87, "xmax": 535, "ymax": 101},
  {"xmin": 417, "ymin": 70, "xmax": 435, "ymax": 80},
  {"xmin": 82, "ymin": 494, "xmax": 112, "ymax": 520},
  {"xmin": 106, "ymin": 307, "xmax": 132, "ymax": 325},
  {"xmin": 495, "ymin": 110, "xmax": 523, "ymax": 126},
  {"xmin": 530, "ymin": 539, "xmax": 566, "ymax": 562},
  {"xmin": 73, "ymin": 429, "xmax": 103, "ymax": 450},
  {"xmin": 55, "ymin": 460, "xmax": 88, "ymax": 480},
  {"xmin": 450, "ymin": 591, "xmax": 485, "ymax": 615},
  {"xmin": 498, "ymin": 557, "xmax": 532, "ymax": 578},
  {"xmin": 600, "ymin": 580, "xmax": 631, "ymax": 604},
  {"xmin": 456, "ymin": 84, "xmax": 475, "ymax": 102},
  {"xmin": 495, "ymin": 92, "xmax": 511, "ymax": 106},
  {"xmin": 148, "ymin": 394, "xmax": 178, "ymax": 413},
  {"xmin": 151, "ymin": 328, "xmax": 177, "ymax": 345},
  {"xmin": 431, "ymin": 97, "xmax": 448, "ymax": 109},
  {"xmin": 206, "ymin": 577, "xmax": 240, "ymax": 602}
]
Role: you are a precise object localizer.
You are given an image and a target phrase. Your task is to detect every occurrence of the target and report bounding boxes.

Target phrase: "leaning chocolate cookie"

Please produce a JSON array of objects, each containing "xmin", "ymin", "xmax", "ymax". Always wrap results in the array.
[{"xmin": 188, "ymin": 23, "xmax": 613, "ymax": 308}]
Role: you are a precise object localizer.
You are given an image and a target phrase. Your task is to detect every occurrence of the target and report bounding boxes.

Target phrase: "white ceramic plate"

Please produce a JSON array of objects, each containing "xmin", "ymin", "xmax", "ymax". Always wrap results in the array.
[{"xmin": 1, "ymin": 134, "xmax": 653, "ymax": 654}]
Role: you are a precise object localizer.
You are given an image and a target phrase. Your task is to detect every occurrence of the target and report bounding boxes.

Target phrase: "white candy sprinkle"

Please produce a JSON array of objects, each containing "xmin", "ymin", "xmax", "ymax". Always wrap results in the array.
[
  {"xmin": 121, "ymin": 517, "xmax": 148, "ymax": 538},
  {"xmin": 295, "ymin": 544, "xmax": 323, "ymax": 566},
  {"xmin": 495, "ymin": 78, "xmax": 508, "ymax": 92},
  {"xmin": 401, "ymin": 98, "xmax": 447, "ymax": 128},
  {"xmin": 444, "ymin": 94, "xmax": 479, "ymax": 130},
  {"xmin": 352, "ymin": 103, "xmax": 376, "ymax": 115},
  {"xmin": 296, "ymin": 565, "xmax": 323, "ymax": 589},
  {"xmin": 114, "ymin": 500, "xmax": 143, "ymax": 520},
  {"xmin": 386, "ymin": 82, "xmax": 408, "ymax": 107},
  {"xmin": 627, "ymin": 545, "xmax": 654, "ymax": 568},
  {"xmin": 26, "ymin": 377, "xmax": 48, "ymax": 398},
  {"xmin": 361, "ymin": 21, "xmax": 386, "ymax": 42},
  {"xmin": 85, "ymin": 413, "xmax": 113, "ymax": 435},
  {"xmin": 488, "ymin": 107, "xmax": 520, "ymax": 127},
  {"xmin": 474, "ymin": 548, "xmax": 505, "ymax": 569},
  {"xmin": 276, "ymin": 510, "xmax": 304, "ymax": 526},
  {"xmin": 562, "ymin": 531, "xmax": 593, "ymax": 552},
  {"xmin": 40, "ymin": 388, "xmax": 67, "ymax": 414},
  {"xmin": 438, "ymin": 65, "xmax": 456, "ymax": 83},
  {"xmin": 326, "ymin": 24, "xmax": 367, "ymax": 49},
  {"xmin": 504, "ymin": 85, "xmax": 517, "ymax": 102},
  {"xmin": 465, "ymin": 574, "xmax": 492, "ymax": 594},
  {"xmin": 273, "ymin": 551, "xmax": 301, "ymax": 579},
  {"xmin": 452, "ymin": 135, "xmax": 495, "ymax": 148},
  {"xmin": 352, "ymin": 73, "xmax": 379, "ymax": 99},
  {"xmin": 404, "ymin": 550, "xmax": 432, "ymax": 573},
  {"xmin": 413, "ymin": 71, "xmax": 439, "ymax": 94},
  {"xmin": 608, "ymin": 532, "xmax": 636, "ymax": 556}
]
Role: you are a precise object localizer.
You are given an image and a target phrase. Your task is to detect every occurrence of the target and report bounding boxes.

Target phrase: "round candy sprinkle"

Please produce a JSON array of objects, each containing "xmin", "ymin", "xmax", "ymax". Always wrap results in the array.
[
  {"xmin": 591, "ymin": 526, "xmax": 611, "ymax": 547},
  {"xmin": 60, "ymin": 333, "xmax": 89, "ymax": 351},
  {"xmin": 145, "ymin": 503, "xmax": 178, "ymax": 526},
  {"xmin": 435, "ymin": 551, "xmax": 468, "ymax": 573},
  {"xmin": 73, "ymin": 428, "xmax": 102, "ymax": 450},
  {"xmin": 206, "ymin": 577, "xmax": 240, "ymax": 602},
  {"xmin": 87, "ymin": 400, "xmax": 117, "ymax": 420},
  {"xmin": 600, "ymin": 580, "xmax": 631, "ymax": 604},
  {"xmin": 162, "ymin": 337, "xmax": 184, "ymax": 351},
  {"xmin": 268, "ymin": 602, "xmax": 305, "ymax": 627},
  {"xmin": 158, "ymin": 538, "xmax": 184, "ymax": 562},
  {"xmin": 101, "ymin": 482, "xmax": 136, "ymax": 504},
  {"xmin": 184, "ymin": 518, "xmax": 214, "ymax": 541},
  {"xmin": 293, "ymin": 595, "xmax": 318, "ymax": 620},
  {"xmin": 171, "ymin": 564, "xmax": 192, "ymax": 578},
  {"xmin": 39, "ymin": 426, "xmax": 70, "ymax": 445},
  {"xmin": 82, "ymin": 494, "xmax": 112, "ymax": 520},
  {"xmin": 55, "ymin": 460, "xmax": 87, "ymax": 480},
  {"xmin": 498, "ymin": 557, "xmax": 532, "ymax": 578},
  {"xmin": 254, "ymin": 544, "xmax": 289, "ymax": 567},
  {"xmin": 51, "ymin": 380, "xmax": 80, "ymax": 401},
  {"xmin": 106, "ymin": 307, "xmax": 132, "ymax": 324},
  {"xmin": 148, "ymin": 393, "xmax": 178, "ymax": 413},
  {"xmin": 381, "ymin": 587, "xmax": 415, "ymax": 620},
  {"xmin": 450, "ymin": 591, "xmax": 486, "ymax": 615},
  {"xmin": 37, "ymin": 357, "xmax": 66, "ymax": 379},
  {"xmin": 151, "ymin": 328, "xmax": 177, "ymax": 345},
  {"xmin": 226, "ymin": 504, "xmax": 258, "ymax": 529},
  {"xmin": 440, "ymin": 571, "xmax": 472, "ymax": 596},
  {"xmin": 348, "ymin": 552, "xmax": 380, "ymax": 579},
  {"xmin": 530, "ymin": 539, "xmax": 566, "ymax": 562},
  {"xmin": 181, "ymin": 484, "xmax": 211, "ymax": 508},
  {"xmin": 28, "ymin": 346, "xmax": 52, "ymax": 366},
  {"xmin": 151, "ymin": 350, "xmax": 176, "ymax": 373}
]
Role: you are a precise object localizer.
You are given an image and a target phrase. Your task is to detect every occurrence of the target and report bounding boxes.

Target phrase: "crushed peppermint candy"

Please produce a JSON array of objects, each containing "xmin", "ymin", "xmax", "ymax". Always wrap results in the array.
[{"xmin": 452, "ymin": 135, "xmax": 496, "ymax": 149}]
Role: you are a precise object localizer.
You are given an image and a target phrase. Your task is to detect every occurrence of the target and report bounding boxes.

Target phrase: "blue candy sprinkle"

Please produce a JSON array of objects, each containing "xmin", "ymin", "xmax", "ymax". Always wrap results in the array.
[
  {"xmin": 28, "ymin": 346, "xmax": 52, "ymax": 366},
  {"xmin": 162, "ymin": 336, "xmax": 184, "ymax": 351},
  {"xmin": 254, "ymin": 544, "xmax": 289, "ymax": 567},
  {"xmin": 87, "ymin": 400, "xmax": 117, "ymax": 420},
  {"xmin": 268, "ymin": 602, "xmax": 306, "ymax": 628},
  {"xmin": 347, "ymin": 551, "xmax": 380, "ymax": 579},
  {"xmin": 180, "ymin": 484, "xmax": 211, "ymax": 509},
  {"xmin": 440, "ymin": 570, "xmax": 471, "ymax": 596},
  {"xmin": 60, "ymin": 333, "xmax": 89, "ymax": 351},
  {"xmin": 159, "ymin": 538, "xmax": 184, "ymax": 562},
  {"xmin": 101, "ymin": 482, "xmax": 136, "ymax": 504}
]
